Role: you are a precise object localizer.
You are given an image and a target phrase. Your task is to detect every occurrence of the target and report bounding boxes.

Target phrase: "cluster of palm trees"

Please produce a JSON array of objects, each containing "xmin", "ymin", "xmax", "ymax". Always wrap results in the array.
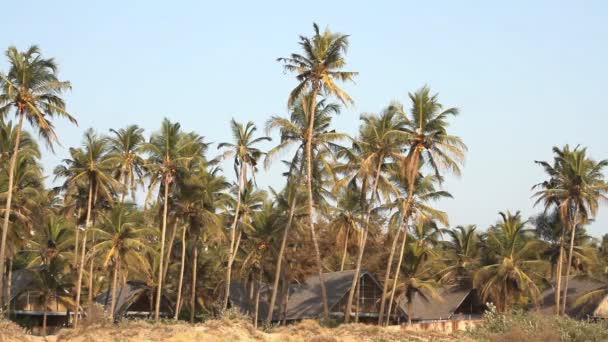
[{"xmin": 1, "ymin": 24, "xmax": 608, "ymax": 334}]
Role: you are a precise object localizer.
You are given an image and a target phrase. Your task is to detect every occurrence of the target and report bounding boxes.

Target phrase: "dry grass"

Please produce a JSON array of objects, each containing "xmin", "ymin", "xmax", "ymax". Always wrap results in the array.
[
  {"xmin": 0, "ymin": 319, "xmax": 33, "ymax": 342},
  {"xmin": 50, "ymin": 318, "xmax": 465, "ymax": 342}
]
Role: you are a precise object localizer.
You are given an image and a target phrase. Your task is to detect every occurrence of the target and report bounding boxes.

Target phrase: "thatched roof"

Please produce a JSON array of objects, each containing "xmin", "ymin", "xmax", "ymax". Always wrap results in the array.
[
  {"xmin": 538, "ymin": 276, "xmax": 608, "ymax": 318},
  {"xmin": 96, "ymin": 281, "xmax": 173, "ymax": 318},
  {"xmin": 230, "ymin": 269, "xmax": 403, "ymax": 321},
  {"xmin": 399, "ymin": 287, "xmax": 485, "ymax": 321}
]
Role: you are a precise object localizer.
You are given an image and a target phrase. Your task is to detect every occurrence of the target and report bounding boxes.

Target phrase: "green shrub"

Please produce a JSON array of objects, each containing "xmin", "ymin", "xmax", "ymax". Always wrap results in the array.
[{"xmin": 468, "ymin": 303, "xmax": 608, "ymax": 342}]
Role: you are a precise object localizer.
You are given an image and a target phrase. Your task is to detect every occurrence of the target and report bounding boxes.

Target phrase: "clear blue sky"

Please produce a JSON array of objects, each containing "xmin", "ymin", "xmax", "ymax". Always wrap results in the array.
[{"xmin": 2, "ymin": 1, "xmax": 608, "ymax": 236}]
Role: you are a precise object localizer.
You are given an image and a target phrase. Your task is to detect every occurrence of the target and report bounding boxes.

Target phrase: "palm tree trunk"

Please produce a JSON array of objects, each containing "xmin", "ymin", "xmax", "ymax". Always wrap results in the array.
[
  {"xmin": 43, "ymin": 296, "xmax": 48, "ymax": 337},
  {"xmin": 174, "ymin": 225, "xmax": 188, "ymax": 320},
  {"xmin": 254, "ymin": 267, "xmax": 262, "ymax": 328},
  {"xmin": 386, "ymin": 218, "xmax": 409, "ymax": 326},
  {"xmin": 190, "ymin": 238, "xmax": 198, "ymax": 323},
  {"xmin": 74, "ymin": 182, "xmax": 94, "ymax": 327},
  {"xmin": 163, "ymin": 219, "xmax": 179, "ymax": 282},
  {"xmin": 407, "ymin": 300, "xmax": 412, "ymax": 324},
  {"xmin": 303, "ymin": 85, "xmax": 329, "ymax": 320},
  {"xmin": 87, "ymin": 230, "xmax": 96, "ymax": 305},
  {"xmin": 554, "ymin": 234, "xmax": 564, "ymax": 315},
  {"xmin": 223, "ymin": 164, "xmax": 245, "ymax": 311},
  {"xmin": 155, "ymin": 179, "xmax": 170, "ymax": 321},
  {"xmin": 0, "ymin": 111, "xmax": 24, "ymax": 310},
  {"xmin": 110, "ymin": 257, "xmax": 120, "ymax": 321},
  {"xmin": 282, "ymin": 284, "xmax": 289, "ymax": 326},
  {"xmin": 6, "ymin": 258, "xmax": 12, "ymax": 317},
  {"xmin": 267, "ymin": 193, "xmax": 298, "ymax": 324},
  {"xmin": 340, "ymin": 225, "xmax": 351, "ymax": 272},
  {"xmin": 378, "ymin": 228, "xmax": 401, "ymax": 324},
  {"xmin": 345, "ymin": 158, "xmax": 382, "ymax": 323},
  {"xmin": 561, "ymin": 207, "xmax": 579, "ymax": 315},
  {"xmin": 74, "ymin": 207, "xmax": 82, "ymax": 266}
]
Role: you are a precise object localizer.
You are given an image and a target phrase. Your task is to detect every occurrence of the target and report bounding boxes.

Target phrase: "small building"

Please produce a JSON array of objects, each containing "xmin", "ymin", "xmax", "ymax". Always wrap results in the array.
[
  {"xmin": 399, "ymin": 287, "xmax": 486, "ymax": 322},
  {"xmin": 538, "ymin": 276, "xmax": 608, "ymax": 319},
  {"xmin": 96, "ymin": 281, "xmax": 173, "ymax": 319},
  {"xmin": 229, "ymin": 269, "xmax": 406, "ymax": 323},
  {"xmin": 5, "ymin": 268, "xmax": 71, "ymax": 335}
]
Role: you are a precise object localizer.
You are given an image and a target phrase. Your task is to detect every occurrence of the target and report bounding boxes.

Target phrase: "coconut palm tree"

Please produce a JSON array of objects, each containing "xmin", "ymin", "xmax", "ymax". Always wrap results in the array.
[
  {"xmin": 173, "ymin": 165, "xmax": 226, "ymax": 321},
  {"xmin": 91, "ymin": 204, "xmax": 155, "ymax": 320},
  {"xmin": 0, "ymin": 46, "xmax": 76, "ymax": 306},
  {"xmin": 533, "ymin": 145, "xmax": 608, "ymax": 314},
  {"xmin": 264, "ymin": 95, "xmax": 345, "ymax": 323},
  {"xmin": 474, "ymin": 211, "xmax": 548, "ymax": 312},
  {"xmin": 439, "ymin": 225, "xmax": 480, "ymax": 288},
  {"xmin": 218, "ymin": 119, "xmax": 269, "ymax": 311},
  {"xmin": 383, "ymin": 172, "xmax": 451, "ymax": 323},
  {"xmin": 340, "ymin": 107, "xmax": 409, "ymax": 322},
  {"xmin": 278, "ymin": 23, "xmax": 357, "ymax": 318},
  {"xmin": 378, "ymin": 87, "xmax": 466, "ymax": 324},
  {"xmin": 53, "ymin": 129, "xmax": 119, "ymax": 326},
  {"xmin": 143, "ymin": 119, "xmax": 205, "ymax": 320},
  {"xmin": 106, "ymin": 125, "xmax": 146, "ymax": 203},
  {"xmin": 393, "ymin": 237, "xmax": 441, "ymax": 324},
  {"xmin": 26, "ymin": 215, "xmax": 74, "ymax": 268}
]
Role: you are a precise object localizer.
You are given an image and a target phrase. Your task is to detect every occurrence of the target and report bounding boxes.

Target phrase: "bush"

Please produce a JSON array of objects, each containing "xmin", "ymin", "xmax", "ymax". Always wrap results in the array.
[{"xmin": 468, "ymin": 303, "xmax": 608, "ymax": 342}]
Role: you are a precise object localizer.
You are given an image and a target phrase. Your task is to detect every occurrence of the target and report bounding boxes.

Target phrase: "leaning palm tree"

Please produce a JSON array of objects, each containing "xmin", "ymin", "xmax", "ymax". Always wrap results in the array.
[
  {"xmin": 218, "ymin": 119, "xmax": 269, "ymax": 311},
  {"xmin": 53, "ymin": 129, "xmax": 119, "ymax": 326},
  {"xmin": 474, "ymin": 211, "xmax": 548, "ymax": 312},
  {"xmin": 264, "ymin": 95, "xmax": 345, "ymax": 323},
  {"xmin": 533, "ymin": 145, "xmax": 608, "ymax": 314},
  {"xmin": 378, "ymin": 87, "xmax": 466, "ymax": 324},
  {"xmin": 91, "ymin": 204, "xmax": 155, "ymax": 321},
  {"xmin": 383, "ymin": 172, "xmax": 451, "ymax": 323},
  {"xmin": 340, "ymin": 107, "xmax": 408, "ymax": 323},
  {"xmin": 0, "ymin": 45, "xmax": 76, "ymax": 306},
  {"xmin": 106, "ymin": 125, "xmax": 146, "ymax": 203},
  {"xmin": 143, "ymin": 119, "xmax": 205, "ymax": 320},
  {"xmin": 278, "ymin": 23, "xmax": 357, "ymax": 318}
]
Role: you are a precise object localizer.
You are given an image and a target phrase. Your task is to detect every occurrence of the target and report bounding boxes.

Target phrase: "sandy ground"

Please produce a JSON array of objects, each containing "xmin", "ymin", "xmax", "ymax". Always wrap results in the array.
[{"xmin": 1, "ymin": 319, "xmax": 466, "ymax": 342}]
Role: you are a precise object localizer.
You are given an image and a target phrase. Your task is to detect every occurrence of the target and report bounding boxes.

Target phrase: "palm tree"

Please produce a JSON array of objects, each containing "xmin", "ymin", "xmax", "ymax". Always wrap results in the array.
[
  {"xmin": 278, "ymin": 23, "xmax": 357, "ymax": 319},
  {"xmin": 26, "ymin": 215, "xmax": 74, "ymax": 268},
  {"xmin": 340, "ymin": 107, "xmax": 409, "ymax": 323},
  {"xmin": 53, "ymin": 129, "xmax": 119, "ymax": 326},
  {"xmin": 143, "ymin": 119, "xmax": 205, "ymax": 320},
  {"xmin": 383, "ymin": 172, "xmax": 451, "ymax": 323},
  {"xmin": 218, "ymin": 119, "xmax": 269, "ymax": 311},
  {"xmin": 474, "ymin": 211, "xmax": 548, "ymax": 312},
  {"xmin": 328, "ymin": 186, "xmax": 363, "ymax": 271},
  {"xmin": 378, "ymin": 87, "xmax": 466, "ymax": 324},
  {"xmin": 173, "ymin": 165, "xmax": 226, "ymax": 321},
  {"xmin": 439, "ymin": 225, "xmax": 480, "ymax": 288},
  {"xmin": 0, "ymin": 46, "xmax": 76, "ymax": 306},
  {"xmin": 106, "ymin": 125, "xmax": 145, "ymax": 203},
  {"xmin": 393, "ymin": 236, "xmax": 441, "ymax": 324},
  {"xmin": 264, "ymin": 95, "xmax": 345, "ymax": 323},
  {"xmin": 91, "ymin": 204, "xmax": 155, "ymax": 321},
  {"xmin": 533, "ymin": 145, "xmax": 608, "ymax": 314}
]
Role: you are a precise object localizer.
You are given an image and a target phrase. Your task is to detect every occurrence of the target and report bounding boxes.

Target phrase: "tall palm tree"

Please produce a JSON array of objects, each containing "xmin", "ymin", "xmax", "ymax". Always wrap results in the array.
[
  {"xmin": 379, "ymin": 87, "xmax": 466, "ymax": 324},
  {"xmin": 383, "ymin": 172, "xmax": 451, "ymax": 323},
  {"xmin": 341, "ymin": 107, "xmax": 408, "ymax": 323},
  {"xmin": 91, "ymin": 204, "xmax": 155, "ymax": 321},
  {"xmin": 278, "ymin": 23, "xmax": 357, "ymax": 318},
  {"xmin": 474, "ymin": 211, "xmax": 548, "ymax": 312},
  {"xmin": 533, "ymin": 145, "xmax": 608, "ymax": 314},
  {"xmin": 53, "ymin": 129, "xmax": 119, "ymax": 326},
  {"xmin": 143, "ymin": 118, "xmax": 205, "ymax": 320},
  {"xmin": 264, "ymin": 95, "xmax": 345, "ymax": 323},
  {"xmin": 173, "ymin": 165, "xmax": 226, "ymax": 321},
  {"xmin": 218, "ymin": 119, "xmax": 269, "ymax": 311},
  {"xmin": 106, "ymin": 125, "xmax": 145, "ymax": 203},
  {"xmin": 0, "ymin": 46, "xmax": 76, "ymax": 307},
  {"xmin": 393, "ymin": 236, "xmax": 441, "ymax": 324}
]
